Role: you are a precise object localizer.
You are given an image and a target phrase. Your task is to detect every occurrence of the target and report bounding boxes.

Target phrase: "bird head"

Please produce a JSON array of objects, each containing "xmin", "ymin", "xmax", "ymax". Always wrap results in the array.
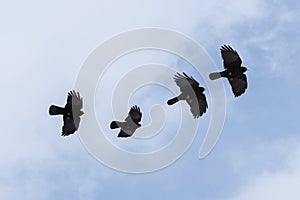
[
  {"xmin": 79, "ymin": 111, "xmax": 85, "ymax": 116},
  {"xmin": 200, "ymin": 87, "xmax": 206, "ymax": 92},
  {"xmin": 241, "ymin": 66, "xmax": 248, "ymax": 72}
]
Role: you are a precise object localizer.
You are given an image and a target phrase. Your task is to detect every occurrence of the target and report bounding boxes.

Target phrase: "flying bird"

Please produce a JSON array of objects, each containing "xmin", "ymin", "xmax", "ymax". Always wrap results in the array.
[
  {"xmin": 209, "ymin": 45, "xmax": 248, "ymax": 97},
  {"xmin": 167, "ymin": 72, "xmax": 208, "ymax": 118},
  {"xmin": 110, "ymin": 105, "xmax": 142, "ymax": 138},
  {"xmin": 49, "ymin": 90, "xmax": 84, "ymax": 136}
]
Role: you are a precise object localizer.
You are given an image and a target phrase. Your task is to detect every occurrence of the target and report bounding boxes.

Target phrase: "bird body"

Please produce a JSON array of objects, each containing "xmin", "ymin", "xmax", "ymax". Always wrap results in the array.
[
  {"xmin": 209, "ymin": 66, "xmax": 247, "ymax": 80},
  {"xmin": 49, "ymin": 90, "xmax": 84, "ymax": 136},
  {"xmin": 167, "ymin": 72, "xmax": 208, "ymax": 118},
  {"xmin": 209, "ymin": 45, "xmax": 248, "ymax": 97},
  {"xmin": 110, "ymin": 105, "xmax": 142, "ymax": 138}
]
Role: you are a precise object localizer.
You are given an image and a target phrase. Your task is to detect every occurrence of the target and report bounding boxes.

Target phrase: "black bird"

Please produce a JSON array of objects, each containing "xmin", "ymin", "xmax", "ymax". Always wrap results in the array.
[
  {"xmin": 49, "ymin": 90, "xmax": 84, "ymax": 136},
  {"xmin": 209, "ymin": 45, "xmax": 248, "ymax": 97},
  {"xmin": 167, "ymin": 72, "xmax": 208, "ymax": 118},
  {"xmin": 110, "ymin": 105, "xmax": 142, "ymax": 138}
]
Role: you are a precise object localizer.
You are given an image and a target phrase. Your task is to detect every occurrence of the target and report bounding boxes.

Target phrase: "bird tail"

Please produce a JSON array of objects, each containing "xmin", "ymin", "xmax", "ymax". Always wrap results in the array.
[
  {"xmin": 167, "ymin": 97, "xmax": 179, "ymax": 105},
  {"xmin": 49, "ymin": 105, "xmax": 65, "ymax": 115},
  {"xmin": 110, "ymin": 121, "xmax": 120, "ymax": 129},
  {"xmin": 209, "ymin": 72, "xmax": 222, "ymax": 80}
]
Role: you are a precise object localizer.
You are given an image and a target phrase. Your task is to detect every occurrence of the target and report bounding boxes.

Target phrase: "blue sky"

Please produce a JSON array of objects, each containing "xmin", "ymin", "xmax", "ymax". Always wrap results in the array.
[{"xmin": 1, "ymin": 0, "xmax": 300, "ymax": 199}]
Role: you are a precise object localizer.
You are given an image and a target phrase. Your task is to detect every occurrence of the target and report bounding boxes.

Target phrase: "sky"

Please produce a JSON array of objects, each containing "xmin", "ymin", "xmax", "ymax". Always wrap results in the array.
[{"xmin": 1, "ymin": 0, "xmax": 300, "ymax": 199}]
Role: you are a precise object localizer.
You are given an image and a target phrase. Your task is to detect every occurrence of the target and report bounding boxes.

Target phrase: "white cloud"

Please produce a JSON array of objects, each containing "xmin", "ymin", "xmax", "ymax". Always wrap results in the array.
[
  {"xmin": 224, "ymin": 136, "xmax": 300, "ymax": 200},
  {"xmin": 190, "ymin": 0, "xmax": 300, "ymax": 78}
]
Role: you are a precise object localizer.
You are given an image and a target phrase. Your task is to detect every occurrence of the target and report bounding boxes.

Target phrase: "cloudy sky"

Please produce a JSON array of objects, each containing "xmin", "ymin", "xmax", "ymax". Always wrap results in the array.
[{"xmin": 1, "ymin": 0, "xmax": 300, "ymax": 199}]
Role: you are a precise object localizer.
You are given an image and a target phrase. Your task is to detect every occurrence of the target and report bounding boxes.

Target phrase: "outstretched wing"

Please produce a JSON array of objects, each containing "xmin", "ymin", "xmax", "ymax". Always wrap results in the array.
[
  {"xmin": 220, "ymin": 45, "xmax": 242, "ymax": 69},
  {"xmin": 185, "ymin": 88, "xmax": 208, "ymax": 118},
  {"xmin": 66, "ymin": 90, "xmax": 83, "ymax": 111},
  {"xmin": 62, "ymin": 115, "xmax": 78, "ymax": 136},
  {"xmin": 228, "ymin": 74, "xmax": 247, "ymax": 97},
  {"xmin": 174, "ymin": 72, "xmax": 199, "ymax": 92},
  {"xmin": 62, "ymin": 90, "xmax": 83, "ymax": 136},
  {"xmin": 117, "ymin": 130, "xmax": 132, "ymax": 138},
  {"xmin": 125, "ymin": 105, "xmax": 142, "ymax": 124}
]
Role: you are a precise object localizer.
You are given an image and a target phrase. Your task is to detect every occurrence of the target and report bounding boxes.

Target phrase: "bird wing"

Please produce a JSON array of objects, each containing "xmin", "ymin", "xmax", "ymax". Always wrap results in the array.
[
  {"xmin": 174, "ymin": 72, "xmax": 199, "ymax": 92},
  {"xmin": 185, "ymin": 89, "xmax": 208, "ymax": 118},
  {"xmin": 125, "ymin": 105, "xmax": 142, "ymax": 123},
  {"xmin": 220, "ymin": 45, "xmax": 242, "ymax": 69},
  {"xmin": 62, "ymin": 115, "xmax": 80, "ymax": 136},
  {"xmin": 228, "ymin": 74, "xmax": 248, "ymax": 97},
  {"xmin": 66, "ymin": 90, "xmax": 83, "ymax": 111},
  {"xmin": 117, "ymin": 130, "xmax": 132, "ymax": 137}
]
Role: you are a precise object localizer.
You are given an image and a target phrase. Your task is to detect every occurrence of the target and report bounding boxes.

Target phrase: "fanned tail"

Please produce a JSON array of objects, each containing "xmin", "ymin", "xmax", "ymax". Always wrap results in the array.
[
  {"xmin": 110, "ymin": 121, "xmax": 119, "ymax": 129},
  {"xmin": 209, "ymin": 72, "xmax": 222, "ymax": 80},
  {"xmin": 167, "ymin": 97, "xmax": 179, "ymax": 105},
  {"xmin": 49, "ymin": 105, "xmax": 65, "ymax": 115}
]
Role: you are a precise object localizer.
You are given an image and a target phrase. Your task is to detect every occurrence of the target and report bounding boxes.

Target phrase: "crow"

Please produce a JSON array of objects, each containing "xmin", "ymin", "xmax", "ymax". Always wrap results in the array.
[
  {"xmin": 49, "ymin": 90, "xmax": 84, "ymax": 136},
  {"xmin": 209, "ymin": 45, "xmax": 248, "ymax": 97},
  {"xmin": 167, "ymin": 72, "xmax": 208, "ymax": 118},
  {"xmin": 110, "ymin": 105, "xmax": 142, "ymax": 138}
]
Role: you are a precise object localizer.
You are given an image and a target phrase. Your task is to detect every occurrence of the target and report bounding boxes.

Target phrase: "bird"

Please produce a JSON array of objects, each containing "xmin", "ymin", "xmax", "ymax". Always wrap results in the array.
[
  {"xmin": 110, "ymin": 105, "xmax": 142, "ymax": 138},
  {"xmin": 209, "ymin": 45, "xmax": 248, "ymax": 97},
  {"xmin": 167, "ymin": 72, "xmax": 208, "ymax": 118},
  {"xmin": 49, "ymin": 90, "xmax": 84, "ymax": 136}
]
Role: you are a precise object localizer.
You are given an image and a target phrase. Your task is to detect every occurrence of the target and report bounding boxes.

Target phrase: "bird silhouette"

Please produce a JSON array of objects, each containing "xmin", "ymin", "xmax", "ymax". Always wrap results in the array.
[
  {"xmin": 209, "ymin": 45, "xmax": 248, "ymax": 97},
  {"xmin": 110, "ymin": 105, "xmax": 142, "ymax": 138},
  {"xmin": 167, "ymin": 72, "xmax": 208, "ymax": 118},
  {"xmin": 49, "ymin": 90, "xmax": 84, "ymax": 136}
]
